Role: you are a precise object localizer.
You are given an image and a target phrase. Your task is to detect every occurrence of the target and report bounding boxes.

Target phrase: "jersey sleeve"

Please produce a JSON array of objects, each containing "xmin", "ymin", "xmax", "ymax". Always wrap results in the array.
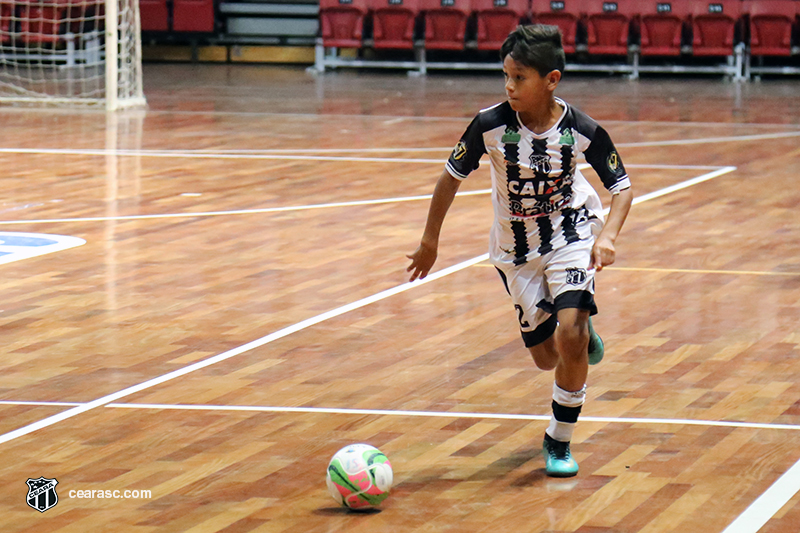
[
  {"xmin": 582, "ymin": 126, "xmax": 631, "ymax": 195},
  {"xmin": 445, "ymin": 114, "xmax": 487, "ymax": 180}
]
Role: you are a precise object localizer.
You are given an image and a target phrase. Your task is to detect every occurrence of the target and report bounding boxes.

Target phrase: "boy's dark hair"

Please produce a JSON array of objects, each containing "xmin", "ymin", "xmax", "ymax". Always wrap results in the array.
[{"xmin": 500, "ymin": 25, "xmax": 566, "ymax": 76}]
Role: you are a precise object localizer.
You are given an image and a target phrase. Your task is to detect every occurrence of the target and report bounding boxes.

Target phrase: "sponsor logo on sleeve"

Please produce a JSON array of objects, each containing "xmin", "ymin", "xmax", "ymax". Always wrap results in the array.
[
  {"xmin": 607, "ymin": 151, "xmax": 621, "ymax": 172},
  {"xmin": 452, "ymin": 141, "xmax": 467, "ymax": 160}
]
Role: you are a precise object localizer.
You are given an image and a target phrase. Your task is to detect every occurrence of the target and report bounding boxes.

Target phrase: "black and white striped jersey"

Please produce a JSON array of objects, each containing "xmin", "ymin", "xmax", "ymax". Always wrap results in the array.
[{"xmin": 445, "ymin": 98, "xmax": 631, "ymax": 266}]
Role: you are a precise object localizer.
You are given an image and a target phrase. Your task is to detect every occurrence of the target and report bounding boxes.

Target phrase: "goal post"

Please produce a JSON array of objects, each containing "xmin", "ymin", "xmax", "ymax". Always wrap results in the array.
[{"xmin": 0, "ymin": 0, "xmax": 146, "ymax": 110}]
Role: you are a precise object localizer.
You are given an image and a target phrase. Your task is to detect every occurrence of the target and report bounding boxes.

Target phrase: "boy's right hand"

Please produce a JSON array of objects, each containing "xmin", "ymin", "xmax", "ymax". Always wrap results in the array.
[{"xmin": 406, "ymin": 242, "xmax": 438, "ymax": 282}]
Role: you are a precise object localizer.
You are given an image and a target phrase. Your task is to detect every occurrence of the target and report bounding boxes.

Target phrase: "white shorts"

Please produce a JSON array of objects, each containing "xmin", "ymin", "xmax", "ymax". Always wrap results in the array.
[{"xmin": 494, "ymin": 235, "xmax": 598, "ymax": 348}]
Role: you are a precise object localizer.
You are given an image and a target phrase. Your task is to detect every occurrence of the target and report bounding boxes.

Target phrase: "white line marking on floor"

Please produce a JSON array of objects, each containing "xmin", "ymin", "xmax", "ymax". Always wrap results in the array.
[
  {"xmin": 0, "ymin": 166, "xmax": 737, "ymax": 448},
  {"xmin": 616, "ymin": 130, "xmax": 800, "ymax": 147},
  {"xmin": 0, "ymin": 147, "xmax": 448, "ymax": 164},
  {"xmin": 3, "ymin": 400, "xmax": 797, "ymax": 432},
  {"xmin": 0, "ymin": 188, "xmax": 491, "ymax": 225},
  {"xmin": 101, "ymin": 404, "xmax": 800, "ymax": 431},
  {"xmin": 134, "ymin": 110, "xmax": 800, "ymax": 129},
  {"xmin": 0, "ymin": 128, "xmax": 797, "ymax": 160},
  {"xmin": 722, "ymin": 461, "xmax": 800, "ymax": 533},
  {"xmin": 0, "ymin": 254, "xmax": 488, "ymax": 446},
  {"xmin": 0, "ymin": 401, "xmax": 83, "ymax": 407},
  {"xmin": 630, "ymin": 166, "xmax": 736, "ymax": 204},
  {"xmin": 0, "ymin": 232, "xmax": 85, "ymax": 265},
  {"xmin": 0, "ymin": 165, "xmax": 732, "ymax": 226},
  {"xmin": 606, "ymin": 266, "xmax": 800, "ymax": 277}
]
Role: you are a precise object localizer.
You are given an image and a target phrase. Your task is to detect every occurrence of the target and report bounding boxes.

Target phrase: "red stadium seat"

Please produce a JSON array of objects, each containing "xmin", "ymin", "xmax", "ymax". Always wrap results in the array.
[
  {"xmin": 531, "ymin": 0, "xmax": 582, "ymax": 54},
  {"xmin": 139, "ymin": 0, "xmax": 169, "ymax": 32},
  {"xmin": 473, "ymin": 0, "xmax": 528, "ymax": 51},
  {"xmin": 638, "ymin": 0, "xmax": 692, "ymax": 56},
  {"xmin": 320, "ymin": 0, "xmax": 368, "ymax": 47},
  {"xmin": 690, "ymin": 1, "xmax": 741, "ymax": 56},
  {"xmin": 371, "ymin": 0, "xmax": 420, "ymax": 49},
  {"xmin": 744, "ymin": 0, "xmax": 797, "ymax": 56},
  {"xmin": 173, "ymin": 0, "xmax": 215, "ymax": 32},
  {"xmin": 583, "ymin": 0, "xmax": 637, "ymax": 55},
  {"xmin": 420, "ymin": 0, "xmax": 471, "ymax": 50}
]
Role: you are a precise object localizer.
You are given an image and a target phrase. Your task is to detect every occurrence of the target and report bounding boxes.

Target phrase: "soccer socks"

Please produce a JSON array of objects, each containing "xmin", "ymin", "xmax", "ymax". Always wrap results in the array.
[
  {"xmin": 543, "ymin": 382, "xmax": 585, "ymax": 477},
  {"xmin": 546, "ymin": 382, "xmax": 585, "ymax": 442}
]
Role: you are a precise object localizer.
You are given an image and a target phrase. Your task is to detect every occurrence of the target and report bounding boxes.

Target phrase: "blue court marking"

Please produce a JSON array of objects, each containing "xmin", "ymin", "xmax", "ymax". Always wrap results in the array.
[
  {"xmin": 0, "ymin": 235, "xmax": 58, "ymax": 247},
  {"xmin": 0, "ymin": 232, "xmax": 85, "ymax": 266}
]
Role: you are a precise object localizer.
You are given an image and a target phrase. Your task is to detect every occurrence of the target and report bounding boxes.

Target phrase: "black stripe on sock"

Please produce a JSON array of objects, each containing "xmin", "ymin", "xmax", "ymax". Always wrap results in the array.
[{"xmin": 552, "ymin": 400, "xmax": 583, "ymax": 423}]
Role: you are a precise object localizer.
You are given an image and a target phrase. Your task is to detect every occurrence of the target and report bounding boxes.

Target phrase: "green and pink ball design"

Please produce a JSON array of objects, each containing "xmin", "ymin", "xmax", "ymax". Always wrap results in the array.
[{"xmin": 326, "ymin": 444, "xmax": 393, "ymax": 510}]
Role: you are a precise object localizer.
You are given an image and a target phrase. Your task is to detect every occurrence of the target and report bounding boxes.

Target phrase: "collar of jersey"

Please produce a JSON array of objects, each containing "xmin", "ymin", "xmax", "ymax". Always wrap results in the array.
[{"xmin": 515, "ymin": 97, "xmax": 568, "ymax": 138}]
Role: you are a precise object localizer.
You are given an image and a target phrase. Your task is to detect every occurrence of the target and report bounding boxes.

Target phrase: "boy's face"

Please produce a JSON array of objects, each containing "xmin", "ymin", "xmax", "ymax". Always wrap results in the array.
[{"xmin": 502, "ymin": 55, "xmax": 560, "ymax": 114}]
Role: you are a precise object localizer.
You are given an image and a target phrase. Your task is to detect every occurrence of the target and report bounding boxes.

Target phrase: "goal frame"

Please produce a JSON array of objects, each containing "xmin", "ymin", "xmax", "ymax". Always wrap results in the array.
[{"xmin": 0, "ymin": 0, "xmax": 146, "ymax": 111}]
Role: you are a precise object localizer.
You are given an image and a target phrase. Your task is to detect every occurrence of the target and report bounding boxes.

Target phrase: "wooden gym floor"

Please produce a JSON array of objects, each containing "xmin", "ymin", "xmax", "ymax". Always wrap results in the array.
[{"xmin": 0, "ymin": 65, "xmax": 799, "ymax": 532}]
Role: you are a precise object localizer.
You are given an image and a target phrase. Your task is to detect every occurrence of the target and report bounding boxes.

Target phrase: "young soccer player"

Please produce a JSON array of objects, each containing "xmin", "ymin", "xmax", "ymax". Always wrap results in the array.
[{"xmin": 406, "ymin": 25, "xmax": 633, "ymax": 477}]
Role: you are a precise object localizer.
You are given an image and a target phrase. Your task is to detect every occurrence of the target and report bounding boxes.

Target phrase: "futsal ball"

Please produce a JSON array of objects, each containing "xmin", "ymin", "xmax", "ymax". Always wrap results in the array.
[{"xmin": 326, "ymin": 443, "xmax": 393, "ymax": 510}]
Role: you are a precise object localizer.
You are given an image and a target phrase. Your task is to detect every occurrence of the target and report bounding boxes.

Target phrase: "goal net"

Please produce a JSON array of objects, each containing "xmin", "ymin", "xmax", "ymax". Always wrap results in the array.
[{"xmin": 0, "ymin": 0, "xmax": 145, "ymax": 109}]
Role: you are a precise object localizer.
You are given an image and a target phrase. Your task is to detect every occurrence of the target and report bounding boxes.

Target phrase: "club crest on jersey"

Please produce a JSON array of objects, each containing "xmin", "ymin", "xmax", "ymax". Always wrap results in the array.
[
  {"xmin": 452, "ymin": 141, "xmax": 467, "ymax": 161},
  {"xmin": 501, "ymin": 127, "xmax": 520, "ymax": 144},
  {"xmin": 566, "ymin": 268, "xmax": 587, "ymax": 285},
  {"xmin": 559, "ymin": 128, "xmax": 575, "ymax": 145},
  {"xmin": 607, "ymin": 151, "xmax": 621, "ymax": 172},
  {"xmin": 26, "ymin": 477, "xmax": 58, "ymax": 513},
  {"xmin": 529, "ymin": 154, "xmax": 552, "ymax": 174}
]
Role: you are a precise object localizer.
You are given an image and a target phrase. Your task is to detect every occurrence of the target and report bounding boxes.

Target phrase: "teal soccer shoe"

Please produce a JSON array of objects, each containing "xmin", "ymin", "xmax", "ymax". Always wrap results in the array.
[
  {"xmin": 588, "ymin": 317, "xmax": 604, "ymax": 365},
  {"xmin": 543, "ymin": 435, "xmax": 579, "ymax": 477}
]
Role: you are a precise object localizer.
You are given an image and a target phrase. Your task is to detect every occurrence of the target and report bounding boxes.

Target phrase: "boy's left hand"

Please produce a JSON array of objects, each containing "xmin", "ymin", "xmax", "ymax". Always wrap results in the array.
[{"xmin": 591, "ymin": 235, "xmax": 616, "ymax": 271}]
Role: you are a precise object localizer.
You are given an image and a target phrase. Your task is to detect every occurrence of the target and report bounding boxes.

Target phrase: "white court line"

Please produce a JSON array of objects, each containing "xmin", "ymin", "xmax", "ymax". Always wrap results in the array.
[
  {"xmin": 0, "ymin": 165, "xmax": 736, "ymax": 447},
  {"xmin": 0, "ymin": 128, "xmax": 797, "ymax": 160},
  {"xmin": 143, "ymin": 110, "xmax": 475, "ymax": 122},
  {"xmin": 0, "ymin": 147, "xmax": 446, "ymax": 164},
  {"xmin": 722, "ymin": 462, "xmax": 800, "ymax": 533},
  {"xmin": 629, "ymin": 166, "xmax": 736, "ymax": 204},
  {"xmin": 0, "ymin": 189, "xmax": 491, "ymax": 225},
  {"xmin": 0, "ymin": 254, "xmax": 489, "ymax": 446},
  {"xmin": 189, "ymin": 147, "xmax": 456, "ymax": 154},
  {"xmin": 2, "ymin": 400, "xmax": 799, "ymax": 432},
  {"xmin": 0, "ymin": 400, "xmax": 82, "ymax": 407},
  {"xmin": 172, "ymin": 132, "xmax": 800, "ymax": 154},
  {"xmin": 0, "ymin": 164, "xmax": 730, "ymax": 226},
  {"xmin": 89, "ymin": 405, "xmax": 800, "ymax": 431},
  {"xmin": 616, "ymin": 130, "xmax": 800, "ymax": 147},
  {"xmin": 138, "ymin": 110, "xmax": 800, "ymax": 130}
]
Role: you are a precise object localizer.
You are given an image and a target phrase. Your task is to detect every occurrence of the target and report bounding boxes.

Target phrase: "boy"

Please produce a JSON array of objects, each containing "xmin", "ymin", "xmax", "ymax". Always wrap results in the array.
[{"xmin": 406, "ymin": 25, "xmax": 633, "ymax": 477}]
